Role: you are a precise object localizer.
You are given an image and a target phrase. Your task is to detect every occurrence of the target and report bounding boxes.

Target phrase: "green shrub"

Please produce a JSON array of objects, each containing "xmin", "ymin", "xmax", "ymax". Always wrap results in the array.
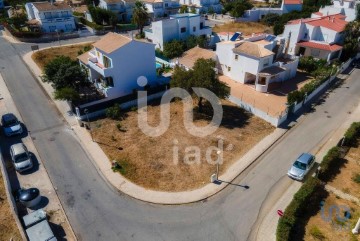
[
  {"xmin": 344, "ymin": 122, "xmax": 360, "ymax": 146},
  {"xmin": 318, "ymin": 146, "xmax": 342, "ymax": 180},
  {"xmin": 309, "ymin": 226, "xmax": 326, "ymax": 240},
  {"xmin": 116, "ymin": 123, "xmax": 122, "ymax": 131},
  {"xmin": 287, "ymin": 90, "xmax": 304, "ymax": 105},
  {"xmin": 276, "ymin": 177, "xmax": 323, "ymax": 241},
  {"xmin": 105, "ymin": 104, "xmax": 122, "ymax": 120},
  {"xmin": 352, "ymin": 173, "xmax": 360, "ymax": 184}
]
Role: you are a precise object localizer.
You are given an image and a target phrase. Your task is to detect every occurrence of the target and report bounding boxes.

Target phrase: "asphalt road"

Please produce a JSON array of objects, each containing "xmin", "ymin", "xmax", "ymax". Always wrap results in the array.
[{"xmin": 0, "ymin": 33, "xmax": 359, "ymax": 241}]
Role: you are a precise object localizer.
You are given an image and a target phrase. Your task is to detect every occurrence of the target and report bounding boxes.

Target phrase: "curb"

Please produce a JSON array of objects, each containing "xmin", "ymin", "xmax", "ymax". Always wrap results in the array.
[{"xmin": 22, "ymin": 45, "xmax": 290, "ymax": 204}]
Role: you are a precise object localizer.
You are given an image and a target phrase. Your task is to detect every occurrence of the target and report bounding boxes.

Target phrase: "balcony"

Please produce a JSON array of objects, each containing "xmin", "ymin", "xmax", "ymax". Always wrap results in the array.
[{"xmin": 88, "ymin": 58, "xmax": 111, "ymax": 77}]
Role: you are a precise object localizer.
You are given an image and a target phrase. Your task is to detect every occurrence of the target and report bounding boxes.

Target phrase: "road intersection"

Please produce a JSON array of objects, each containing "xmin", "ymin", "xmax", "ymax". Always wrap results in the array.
[{"xmin": 0, "ymin": 33, "xmax": 359, "ymax": 241}]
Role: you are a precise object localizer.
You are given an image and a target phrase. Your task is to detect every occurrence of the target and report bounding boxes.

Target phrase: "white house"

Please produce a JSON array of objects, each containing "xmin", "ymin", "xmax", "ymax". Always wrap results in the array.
[
  {"xmin": 239, "ymin": 0, "xmax": 302, "ymax": 22},
  {"xmin": 281, "ymin": 13, "xmax": 347, "ymax": 61},
  {"xmin": 78, "ymin": 32, "xmax": 158, "ymax": 98},
  {"xmin": 25, "ymin": 1, "xmax": 76, "ymax": 33},
  {"xmin": 216, "ymin": 34, "xmax": 299, "ymax": 93},
  {"xmin": 98, "ymin": 0, "xmax": 135, "ymax": 22},
  {"xmin": 143, "ymin": 0, "xmax": 180, "ymax": 20},
  {"xmin": 179, "ymin": 0, "xmax": 222, "ymax": 13},
  {"xmin": 312, "ymin": 0, "xmax": 358, "ymax": 22},
  {"xmin": 145, "ymin": 13, "xmax": 212, "ymax": 50}
]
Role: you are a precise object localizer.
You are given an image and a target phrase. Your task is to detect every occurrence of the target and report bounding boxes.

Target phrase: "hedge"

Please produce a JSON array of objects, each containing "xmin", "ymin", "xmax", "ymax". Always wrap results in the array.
[
  {"xmin": 343, "ymin": 122, "xmax": 360, "ymax": 146},
  {"xmin": 276, "ymin": 177, "xmax": 323, "ymax": 241},
  {"xmin": 3, "ymin": 22, "xmax": 42, "ymax": 38},
  {"xmin": 318, "ymin": 146, "xmax": 342, "ymax": 182}
]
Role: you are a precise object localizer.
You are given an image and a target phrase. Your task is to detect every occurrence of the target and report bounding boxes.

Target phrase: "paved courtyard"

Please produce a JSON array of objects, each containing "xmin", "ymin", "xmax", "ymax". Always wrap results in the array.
[{"xmin": 220, "ymin": 71, "xmax": 312, "ymax": 117}]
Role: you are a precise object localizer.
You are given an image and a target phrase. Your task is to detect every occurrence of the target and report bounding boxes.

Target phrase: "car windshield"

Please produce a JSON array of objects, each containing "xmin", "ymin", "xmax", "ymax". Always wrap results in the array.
[
  {"xmin": 293, "ymin": 161, "xmax": 307, "ymax": 170},
  {"xmin": 14, "ymin": 153, "xmax": 29, "ymax": 163},
  {"xmin": 3, "ymin": 118, "xmax": 18, "ymax": 127}
]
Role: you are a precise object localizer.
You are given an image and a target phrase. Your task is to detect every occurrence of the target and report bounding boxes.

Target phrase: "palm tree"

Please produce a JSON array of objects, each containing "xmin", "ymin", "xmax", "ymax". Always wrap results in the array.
[{"xmin": 132, "ymin": 1, "xmax": 149, "ymax": 36}]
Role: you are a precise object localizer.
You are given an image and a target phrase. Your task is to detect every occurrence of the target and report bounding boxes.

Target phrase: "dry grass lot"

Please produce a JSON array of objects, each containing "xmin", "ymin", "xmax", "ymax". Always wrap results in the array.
[
  {"xmin": 327, "ymin": 145, "xmax": 360, "ymax": 200},
  {"xmin": 304, "ymin": 193, "xmax": 359, "ymax": 241},
  {"xmin": 213, "ymin": 22, "xmax": 272, "ymax": 35},
  {"xmin": 91, "ymin": 100, "xmax": 274, "ymax": 191},
  {"xmin": 304, "ymin": 141, "xmax": 360, "ymax": 241},
  {"xmin": 32, "ymin": 43, "xmax": 93, "ymax": 70},
  {"xmin": 0, "ymin": 172, "xmax": 22, "ymax": 241}
]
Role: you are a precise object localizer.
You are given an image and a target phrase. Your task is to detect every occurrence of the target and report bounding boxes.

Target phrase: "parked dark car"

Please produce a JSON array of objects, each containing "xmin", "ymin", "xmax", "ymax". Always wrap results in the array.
[{"xmin": 1, "ymin": 113, "xmax": 23, "ymax": 136}]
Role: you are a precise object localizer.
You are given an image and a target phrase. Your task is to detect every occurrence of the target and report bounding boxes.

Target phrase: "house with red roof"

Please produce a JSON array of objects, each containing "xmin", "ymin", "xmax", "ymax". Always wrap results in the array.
[
  {"xmin": 281, "ymin": 13, "xmax": 347, "ymax": 62},
  {"xmin": 311, "ymin": 0, "xmax": 357, "ymax": 22}
]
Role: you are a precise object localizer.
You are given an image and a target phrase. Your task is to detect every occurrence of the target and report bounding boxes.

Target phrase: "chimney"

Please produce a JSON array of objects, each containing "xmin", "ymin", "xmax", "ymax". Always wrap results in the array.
[{"xmin": 331, "ymin": 17, "xmax": 335, "ymax": 22}]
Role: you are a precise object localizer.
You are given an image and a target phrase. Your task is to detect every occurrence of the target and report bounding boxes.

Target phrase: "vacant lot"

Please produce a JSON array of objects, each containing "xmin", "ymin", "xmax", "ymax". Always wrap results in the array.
[
  {"xmin": 327, "ymin": 144, "xmax": 360, "ymax": 200},
  {"xmin": 305, "ymin": 193, "xmax": 359, "ymax": 241},
  {"xmin": 304, "ymin": 140, "xmax": 360, "ymax": 241},
  {"xmin": 91, "ymin": 100, "xmax": 274, "ymax": 191},
  {"xmin": 0, "ymin": 171, "xmax": 21, "ymax": 241},
  {"xmin": 213, "ymin": 22, "xmax": 272, "ymax": 35},
  {"xmin": 32, "ymin": 43, "xmax": 93, "ymax": 70}
]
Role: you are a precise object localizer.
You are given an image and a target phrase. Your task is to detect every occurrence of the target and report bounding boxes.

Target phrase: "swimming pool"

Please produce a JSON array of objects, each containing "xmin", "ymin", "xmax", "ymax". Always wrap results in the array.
[{"xmin": 156, "ymin": 62, "xmax": 162, "ymax": 69}]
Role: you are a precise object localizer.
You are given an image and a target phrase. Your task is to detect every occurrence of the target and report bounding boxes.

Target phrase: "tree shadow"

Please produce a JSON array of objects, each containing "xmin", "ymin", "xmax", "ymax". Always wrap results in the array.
[{"xmin": 48, "ymin": 221, "xmax": 67, "ymax": 241}]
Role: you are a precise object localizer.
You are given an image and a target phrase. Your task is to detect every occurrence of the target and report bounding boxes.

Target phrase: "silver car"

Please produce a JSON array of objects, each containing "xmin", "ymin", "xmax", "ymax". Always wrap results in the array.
[
  {"xmin": 10, "ymin": 143, "xmax": 33, "ymax": 172},
  {"xmin": 287, "ymin": 153, "xmax": 315, "ymax": 181}
]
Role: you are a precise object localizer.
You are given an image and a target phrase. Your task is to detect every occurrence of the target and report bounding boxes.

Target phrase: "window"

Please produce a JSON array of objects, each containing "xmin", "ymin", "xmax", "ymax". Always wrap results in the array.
[
  {"xmin": 304, "ymin": 32, "xmax": 308, "ymax": 39},
  {"xmin": 105, "ymin": 77, "xmax": 114, "ymax": 87},
  {"xmin": 165, "ymin": 3, "xmax": 168, "ymax": 7},
  {"xmin": 44, "ymin": 12, "xmax": 52, "ymax": 19},
  {"xmin": 49, "ymin": 26, "xmax": 56, "ymax": 32},
  {"xmin": 61, "ymin": 11, "xmax": 68, "ymax": 17},
  {"xmin": 228, "ymin": 66, "xmax": 231, "ymax": 72},
  {"xmin": 193, "ymin": 26, "xmax": 196, "ymax": 32},
  {"xmin": 258, "ymin": 76, "xmax": 266, "ymax": 85},
  {"xmin": 103, "ymin": 55, "xmax": 112, "ymax": 68},
  {"xmin": 235, "ymin": 55, "xmax": 238, "ymax": 60},
  {"xmin": 263, "ymin": 58, "xmax": 269, "ymax": 67},
  {"xmin": 200, "ymin": 22, "xmax": 203, "ymax": 29},
  {"xmin": 181, "ymin": 27, "xmax": 186, "ymax": 33},
  {"xmin": 65, "ymin": 24, "xmax": 73, "ymax": 30}
]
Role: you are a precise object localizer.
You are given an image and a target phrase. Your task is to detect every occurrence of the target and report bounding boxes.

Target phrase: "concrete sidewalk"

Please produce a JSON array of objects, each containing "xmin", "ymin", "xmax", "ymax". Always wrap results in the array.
[
  {"xmin": 254, "ymin": 96, "xmax": 360, "ymax": 241},
  {"xmin": 0, "ymin": 73, "xmax": 76, "ymax": 240},
  {"xmin": 23, "ymin": 47, "xmax": 287, "ymax": 204}
]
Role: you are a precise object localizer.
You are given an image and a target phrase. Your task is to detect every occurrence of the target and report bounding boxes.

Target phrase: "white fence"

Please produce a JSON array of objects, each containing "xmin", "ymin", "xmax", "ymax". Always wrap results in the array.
[{"xmin": 228, "ymin": 96, "xmax": 287, "ymax": 127}]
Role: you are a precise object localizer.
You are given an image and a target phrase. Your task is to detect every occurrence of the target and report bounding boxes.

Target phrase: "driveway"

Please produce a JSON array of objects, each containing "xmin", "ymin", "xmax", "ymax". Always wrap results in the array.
[{"xmin": 0, "ymin": 31, "xmax": 360, "ymax": 241}]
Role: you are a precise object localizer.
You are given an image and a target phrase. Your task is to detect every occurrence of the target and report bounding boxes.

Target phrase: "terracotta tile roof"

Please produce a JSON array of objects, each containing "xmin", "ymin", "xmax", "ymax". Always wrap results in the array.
[
  {"xmin": 175, "ymin": 46, "xmax": 215, "ymax": 69},
  {"xmin": 77, "ymin": 51, "xmax": 90, "ymax": 64},
  {"xmin": 259, "ymin": 65, "xmax": 286, "ymax": 75},
  {"xmin": 286, "ymin": 14, "xmax": 347, "ymax": 32},
  {"xmin": 92, "ymin": 32, "xmax": 132, "ymax": 54},
  {"xmin": 284, "ymin": 0, "xmax": 302, "ymax": 4},
  {"xmin": 233, "ymin": 42, "xmax": 274, "ymax": 58},
  {"xmin": 313, "ymin": 12, "xmax": 323, "ymax": 16},
  {"xmin": 307, "ymin": 16, "xmax": 347, "ymax": 32},
  {"xmin": 296, "ymin": 41, "xmax": 343, "ymax": 52},
  {"xmin": 32, "ymin": 2, "xmax": 72, "ymax": 11}
]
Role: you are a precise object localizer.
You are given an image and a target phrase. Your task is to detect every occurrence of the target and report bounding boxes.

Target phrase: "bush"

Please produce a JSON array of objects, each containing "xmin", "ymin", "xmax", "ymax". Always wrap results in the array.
[
  {"xmin": 116, "ymin": 123, "xmax": 122, "ymax": 131},
  {"xmin": 287, "ymin": 90, "xmax": 303, "ymax": 105},
  {"xmin": 343, "ymin": 122, "xmax": 360, "ymax": 146},
  {"xmin": 309, "ymin": 226, "xmax": 326, "ymax": 240},
  {"xmin": 276, "ymin": 177, "xmax": 323, "ymax": 241},
  {"xmin": 318, "ymin": 146, "xmax": 342, "ymax": 180},
  {"xmin": 163, "ymin": 39, "xmax": 185, "ymax": 59},
  {"xmin": 105, "ymin": 104, "xmax": 122, "ymax": 120},
  {"xmin": 352, "ymin": 173, "xmax": 360, "ymax": 184}
]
